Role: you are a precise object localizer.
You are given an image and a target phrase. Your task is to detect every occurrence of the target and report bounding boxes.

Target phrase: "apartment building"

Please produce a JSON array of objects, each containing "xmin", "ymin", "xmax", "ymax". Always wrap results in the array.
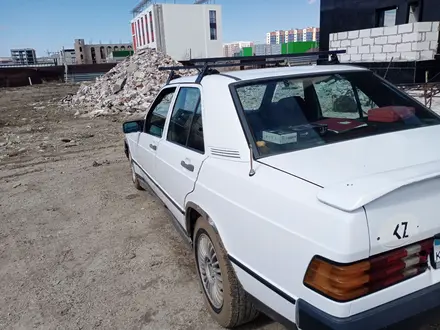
[
  {"xmin": 266, "ymin": 27, "xmax": 320, "ymax": 45},
  {"xmin": 10, "ymin": 48, "xmax": 37, "ymax": 65},
  {"xmin": 74, "ymin": 39, "xmax": 133, "ymax": 65},
  {"xmin": 130, "ymin": 3, "xmax": 223, "ymax": 61},
  {"xmin": 266, "ymin": 30, "xmax": 285, "ymax": 45},
  {"xmin": 58, "ymin": 49, "xmax": 76, "ymax": 65},
  {"xmin": 223, "ymin": 41, "xmax": 253, "ymax": 57}
]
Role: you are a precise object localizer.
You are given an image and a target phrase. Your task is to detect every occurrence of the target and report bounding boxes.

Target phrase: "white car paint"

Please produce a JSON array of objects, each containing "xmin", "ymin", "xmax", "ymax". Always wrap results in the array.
[{"xmin": 123, "ymin": 64, "xmax": 440, "ymax": 329}]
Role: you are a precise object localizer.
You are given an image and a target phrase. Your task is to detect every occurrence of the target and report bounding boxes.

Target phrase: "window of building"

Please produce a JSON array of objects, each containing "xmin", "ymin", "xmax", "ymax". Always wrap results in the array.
[
  {"xmin": 209, "ymin": 10, "xmax": 217, "ymax": 40},
  {"xmin": 91, "ymin": 47, "xmax": 96, "ymax": 64},
  {"xmin": 107, "ymin": 46, "xmax": 112, "ymax": 55},
  {"xmin": 407, "ymin": 2, "xmax": 421, "ymax": 23},
  {"xmin": 145, "ymin": 14, "xmax": 150, "ymax": 43},
  {"xmin": 145, "ymin": 87, "xmax": 177, "ymax": 137},
  {"xmin": 79, "ymin": 47, "xmax": 82, "ymax": 52},
  {"xmin": 149, "ymin": 12, "xmax": 155, "ymax": 42},
  {"xmin": 100, "ymin": 46, "xmax": 105, "ymax": 60},
  {"xmin": 80, "ymin": 54, "xmax": 84, "ymax": 60},
  {"xmin": 376, "ymin": 7, "xmax": 397, "ymax": 27},
  {"xmin": 167, "ymin": 87, "xmax": 204, "ymax": 153}
]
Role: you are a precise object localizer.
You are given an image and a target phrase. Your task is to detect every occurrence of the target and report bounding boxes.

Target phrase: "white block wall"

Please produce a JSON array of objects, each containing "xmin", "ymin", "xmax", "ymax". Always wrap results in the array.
[{"xmin": 329, "ymin": 22, "xmax": 439, "ymax": 63}]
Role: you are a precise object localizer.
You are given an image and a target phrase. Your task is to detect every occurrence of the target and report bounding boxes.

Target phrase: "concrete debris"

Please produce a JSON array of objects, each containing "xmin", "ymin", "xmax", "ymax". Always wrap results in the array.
[{"xmin": 61, "ymin": 49, "xmax": 198, "ymax": 117}]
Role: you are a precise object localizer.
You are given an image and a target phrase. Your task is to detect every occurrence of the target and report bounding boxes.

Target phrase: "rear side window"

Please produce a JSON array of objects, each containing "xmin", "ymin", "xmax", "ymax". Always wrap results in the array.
[
  {"xmin": 233, "ymin": 71, "xmax": 440, "ymax": 157},
  {"xmin": 167, "ymin": 87, "xmax": 204, "ymax": 153}
]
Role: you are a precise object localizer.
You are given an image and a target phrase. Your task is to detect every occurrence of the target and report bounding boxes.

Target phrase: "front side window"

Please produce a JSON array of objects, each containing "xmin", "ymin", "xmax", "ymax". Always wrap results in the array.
[
  {"xmin": 167, "ymin": 87, "xmax": 204, "ymax": 153},
  {"xmin": 233, "ymin": 71, "xmax": 440, "ymax": 157},
  {"xmin": 145, "ymin": 87, "xmax": 176, "ymax": 137}
]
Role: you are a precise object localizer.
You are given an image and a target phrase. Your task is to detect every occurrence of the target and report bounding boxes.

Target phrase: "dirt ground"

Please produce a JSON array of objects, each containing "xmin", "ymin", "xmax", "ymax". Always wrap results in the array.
[
  {"xmin": 0, "ymin": 84, "xmax": 283, "ymax": 330},
  {"xmin": 0, "ymin": 84, "xmax": 439, "ymax": 330}
]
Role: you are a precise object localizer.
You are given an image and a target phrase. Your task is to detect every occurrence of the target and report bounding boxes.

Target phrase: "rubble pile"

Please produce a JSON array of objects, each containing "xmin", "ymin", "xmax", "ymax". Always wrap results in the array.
[{"xmin": 62, "ymin": 49, "xmax": 197, "ymax": 117}]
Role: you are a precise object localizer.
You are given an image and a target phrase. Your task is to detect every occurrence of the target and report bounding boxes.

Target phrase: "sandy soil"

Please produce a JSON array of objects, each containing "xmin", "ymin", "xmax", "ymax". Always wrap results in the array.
[
  {"xmin": 0, "ymin": 84, "xmax": 283, "ymax": 330},
  {"xmin": 0, "ymin": 83, "xmax": 439, "ymax": 330}
]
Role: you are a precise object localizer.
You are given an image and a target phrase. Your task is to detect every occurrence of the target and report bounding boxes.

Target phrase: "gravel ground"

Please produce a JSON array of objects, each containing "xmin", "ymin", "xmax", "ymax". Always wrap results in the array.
[
  {"xmin": 1, "ymin": 83, "xmax": 439, "ymax": 330},
  {"xmin": 0, "ymin": 84, "xmax": 282, "ymax": 330}
]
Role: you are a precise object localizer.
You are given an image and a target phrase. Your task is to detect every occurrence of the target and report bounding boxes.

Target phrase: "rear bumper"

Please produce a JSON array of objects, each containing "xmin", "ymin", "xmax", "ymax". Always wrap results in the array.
[{"xmin": 297, "ymin": 281, "xmax": 440, "ymax": 330}]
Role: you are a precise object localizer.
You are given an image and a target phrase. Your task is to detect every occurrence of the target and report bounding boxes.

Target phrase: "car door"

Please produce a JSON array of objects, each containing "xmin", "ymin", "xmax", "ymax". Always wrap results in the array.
[
  {"xmin": 155, "ymin": 85, "xmax": 207, "ymax": 223},
  {"xmin": 135, "ymin": 86, "xmax": 177, "ymax": 185}
]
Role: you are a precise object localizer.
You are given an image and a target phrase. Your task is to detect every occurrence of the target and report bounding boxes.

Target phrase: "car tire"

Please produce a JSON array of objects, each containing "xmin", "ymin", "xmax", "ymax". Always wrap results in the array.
[
  {"xmin": 193, "ymin": 216, "xmax": 259, "ymax": 328},
  {"xmin": 128, "ymin": 153, "xmax": 143, "ymax": 191}
]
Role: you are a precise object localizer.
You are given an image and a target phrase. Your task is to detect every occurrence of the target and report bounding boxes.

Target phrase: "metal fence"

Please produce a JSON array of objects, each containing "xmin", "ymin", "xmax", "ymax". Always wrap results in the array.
[{"xmin": 65, "ymin": 72, "xmax": 105, "ymax": 83}]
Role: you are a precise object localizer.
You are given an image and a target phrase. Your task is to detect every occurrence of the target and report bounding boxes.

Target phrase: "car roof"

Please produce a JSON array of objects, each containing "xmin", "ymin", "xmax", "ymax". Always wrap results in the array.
[{"xmin": 169, "ymin": 64, "xmax": 369, "ymax": 85}]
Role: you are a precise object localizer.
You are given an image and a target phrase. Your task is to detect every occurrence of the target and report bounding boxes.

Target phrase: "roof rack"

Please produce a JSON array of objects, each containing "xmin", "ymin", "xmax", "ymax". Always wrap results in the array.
[{"xmin": 158, "ymin": 50, "xmax": 346, "ymax": 84}]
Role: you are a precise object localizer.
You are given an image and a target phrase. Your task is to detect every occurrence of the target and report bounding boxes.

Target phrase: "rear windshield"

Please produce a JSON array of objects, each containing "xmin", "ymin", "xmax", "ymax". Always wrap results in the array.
[{"xmin": 233, "ymin": 71, "xmax": 440, "ymax": 157}]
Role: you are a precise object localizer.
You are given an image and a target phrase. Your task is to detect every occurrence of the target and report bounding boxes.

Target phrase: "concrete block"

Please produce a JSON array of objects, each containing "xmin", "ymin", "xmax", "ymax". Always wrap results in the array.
[
  {"xmin": 331, "ymin": 40, "xmax": 341, "ymax": 48},
  {"xmin": 359, "ymin": 29, "xmax": 371, "ymax": 38},
  {"xmin": 361, "ymin": 53, "xmax": 374, "ymax": 62},
  {"xmin": 362, "ymin": 37, "xmax": 374, "ymax": 45},
  {"xmin": 397, "ymin": 43, "xmax": 412, "ymax": 52},
  {"xmin": 351, "ymin": 54, "xmax": 362, "ymax": 62},
  {"xmin": 398, "ymin": 23, "xmax": 414, "ymax": 34},
  {"xmin": 341, "ymin": 39, "xmax": 351, "ymax": 47},
  {"xmin": 426, "ymin": 31, "xmax": 439, "ymax": 42},
  {"xmin": 348, "ymin": 30, "xmax": 359, "ymax": 39},
  {"xmin": 339, "ymin": 54, "xmax": 351, "ymax": 63},
  {"xmin": 383, "ymin": 44, "xmax": 396, "ymax": 53},
  {"xmin": 415, "ymin": 22, "xmax": 432, "ymax": 32},
  {"xmin": 388, "ymin": 35, "xmax": 402, "ymax": 44},
  {"xmin": 401, "ymin": 51, "xmax": 420, "ymax": 61},
  {"xmin": 375, "ymin": 36, "xmax": 388, "ymax": 45},
  {"xmin": 432, "ymin": 22, "xmax": 440, "ymax": 32},
  {"xmin": 420, "ymin": 50, "xmax": 435, "ymax": 60},
  {"xmin": 371, "ymin": 45, "xmax": 383, "ymax": 53},
  {"xmin": 402, "ymin": 33, "xmax": 418, "ymax": 42},
  {"xmin": 371, "ymin": 27, "xmax": 384, "ymax": 37},
  {"xmin": 338, "ymin": 31, "xmax": 348, "ymax": 40},
  {"xmin": 329, "ymin": 34, "xmax": 334, "ymax": 41},
  {"xmin": 412, "ymin": 41, "xmax": 430, "ymax": 51},
  {"xmin": 373, "ymin": 53, "xmax": 387, "ymax": 61},
  {"xmin": 387, "ymin": 52, "xmax": 401, "ymax": 61},
  {"xmin": 418, "ymin": 33, "xmax": 426, "ymax": 42},
  {"xmin": 384, "ymin": 26, "xmax": 398, "ymax": 35},
  {"xmin": 347, "ymin": 46, "xmax": 358, "ymax": 54},
  {"xmin": 430, "ymin": 40, "xmax": 438, "ymax": 50},
  {"xmin": 351, "ymin": 38, "xmax": 362, "ymax": 47},
  {"xmin": 358, "ymin": 45, "xmax": 370, "ymax": 54}
]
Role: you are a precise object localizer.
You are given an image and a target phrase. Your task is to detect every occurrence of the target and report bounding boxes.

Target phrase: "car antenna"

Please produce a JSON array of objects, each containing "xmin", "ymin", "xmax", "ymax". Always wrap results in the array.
[{"xmin": 249, "ymin": 144, "xmax": 256, "ymax": 177}]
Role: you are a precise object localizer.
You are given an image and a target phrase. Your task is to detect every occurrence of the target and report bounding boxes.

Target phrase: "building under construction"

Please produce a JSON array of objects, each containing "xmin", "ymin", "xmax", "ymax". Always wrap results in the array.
[
  {"xmin": 130, "ymin": 0, "xmax": 223, "ymax": 61},
  {"xmin": 320, "ymin": 0, "xmax": 440, "ymax": 83}
]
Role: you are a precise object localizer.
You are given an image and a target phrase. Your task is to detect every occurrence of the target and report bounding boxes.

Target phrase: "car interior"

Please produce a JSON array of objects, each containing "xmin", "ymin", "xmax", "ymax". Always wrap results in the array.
[{"xmin": 239, "ymin": 73, "xmax": 440, "ymax": 154}]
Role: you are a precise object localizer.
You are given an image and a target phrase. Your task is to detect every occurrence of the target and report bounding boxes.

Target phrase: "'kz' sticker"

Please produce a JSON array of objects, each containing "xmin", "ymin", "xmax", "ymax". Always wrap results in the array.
[
  {"xmin": 378, "ymin": 215, "xmax": 420, "ymax": 249},
  {"xmin": 393, "ymin": 222, "xmax": 409, "ymax": 240}
]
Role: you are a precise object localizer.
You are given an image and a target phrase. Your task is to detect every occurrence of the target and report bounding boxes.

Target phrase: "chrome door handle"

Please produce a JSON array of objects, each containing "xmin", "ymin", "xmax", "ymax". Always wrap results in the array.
[
  {"xmin": 180, "ymin": 160, "xmax": 194, "ymax": 172},
  {"xmin": 149, "ymin": 144, "xmax": 157, "ymax": 150}
]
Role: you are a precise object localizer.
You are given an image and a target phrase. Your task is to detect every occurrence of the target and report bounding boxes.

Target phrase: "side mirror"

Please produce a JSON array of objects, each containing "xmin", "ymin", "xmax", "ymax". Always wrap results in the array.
[{"xmin": 122, "ymin": 120, "xmax": 144, "ymax": 133}]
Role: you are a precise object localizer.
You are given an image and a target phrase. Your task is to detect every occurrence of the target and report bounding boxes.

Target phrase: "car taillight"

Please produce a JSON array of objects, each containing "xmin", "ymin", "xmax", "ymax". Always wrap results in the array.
[{"xmin": 303, "ymin": 239, "xmax": 433, "ymax": 302}]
